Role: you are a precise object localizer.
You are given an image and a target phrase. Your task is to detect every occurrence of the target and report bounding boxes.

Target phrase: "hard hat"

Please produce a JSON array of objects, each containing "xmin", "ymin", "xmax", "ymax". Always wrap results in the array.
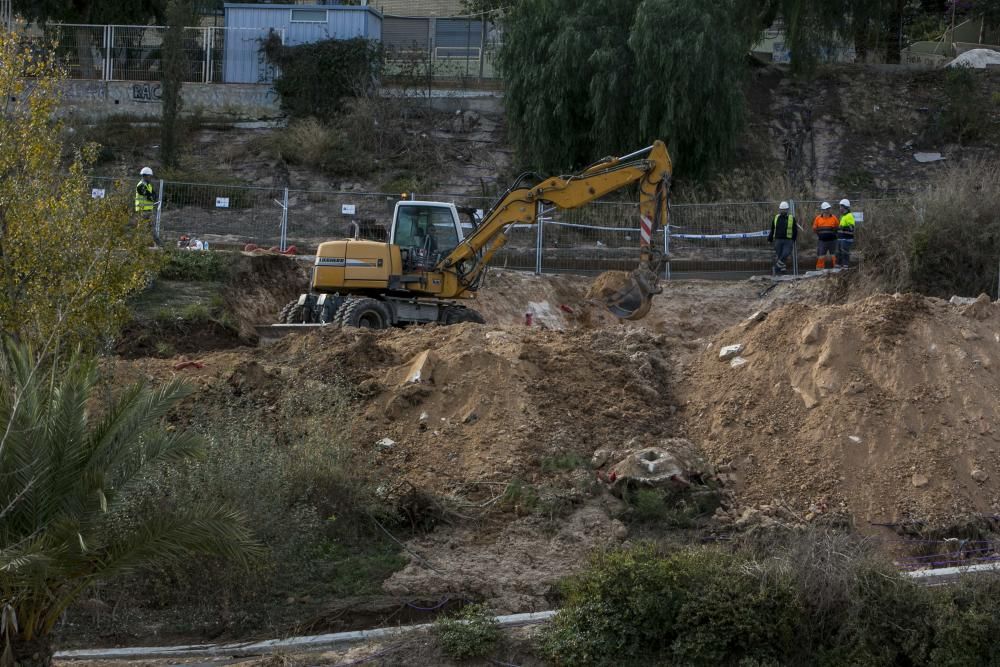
[
  {"xmin": 820, "ymin": 202, "xmax": 831, "ymax": 210},
  {"xmin": 839, "ymin": 198, "xmax": 851, "ymax": 208},
  {"xmin": 779, "ymin": 201, "xmax": 790, "ymax": 210},
  {"xmin": 140, "ymin": 166, "xmax": 153, "ymax": 176}
]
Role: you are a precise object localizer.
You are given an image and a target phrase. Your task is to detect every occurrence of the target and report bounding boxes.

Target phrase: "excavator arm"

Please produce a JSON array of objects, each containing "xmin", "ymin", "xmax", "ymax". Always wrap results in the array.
[{"xmin": 438, "ymin": 141, "xmax": 672, "ymax": 320}]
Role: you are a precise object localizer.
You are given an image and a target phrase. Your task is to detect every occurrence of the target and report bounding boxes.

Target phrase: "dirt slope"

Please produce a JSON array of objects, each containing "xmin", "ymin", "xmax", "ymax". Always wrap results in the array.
[{"xmin": 679, "ymin": 292, "xmax": 1000, "ymax": 527}]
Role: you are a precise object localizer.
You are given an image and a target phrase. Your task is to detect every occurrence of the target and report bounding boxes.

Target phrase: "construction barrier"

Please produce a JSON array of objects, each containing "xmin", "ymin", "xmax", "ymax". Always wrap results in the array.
[{"xmin": 92, "ymin": 176, "xmax": 893, "ymax": 278}]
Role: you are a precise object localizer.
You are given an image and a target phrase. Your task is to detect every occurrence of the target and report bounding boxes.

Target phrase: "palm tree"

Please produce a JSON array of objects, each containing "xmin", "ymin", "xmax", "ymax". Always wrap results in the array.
[{"xmin": 0, "ymin": 339, "xmax": 259, "ymax": 667}]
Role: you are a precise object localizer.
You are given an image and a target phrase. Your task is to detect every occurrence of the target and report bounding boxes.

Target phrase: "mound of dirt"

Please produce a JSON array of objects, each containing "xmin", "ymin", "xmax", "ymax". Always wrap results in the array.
[
  {"xmin": 680, "ymin": 292, "xmax": 1000, "ymax": 527},
  {"xmin": 223, "ymin": 253, "xmax": 310, "ymax": 339},
  {"xmin": 115, "ymin": 319, "xmax": 244, "ymax": 359},
  {"xmin": 261, "ymin": 323, "xmax": 676, "ymax": 499},
  {"xmin": 106, "ymin": 322, "xmax": 681, "ymax": 610}
]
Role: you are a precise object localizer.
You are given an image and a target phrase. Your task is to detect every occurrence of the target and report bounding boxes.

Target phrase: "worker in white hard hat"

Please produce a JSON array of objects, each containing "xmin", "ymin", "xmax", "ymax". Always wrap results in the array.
[
  {"xmin": 768, "ymin": 200, "xmax": 797, "ymax": 275},
  {"xmin": 837, "ymin": 198, "xmax": 855, "ymax": 268},
  {"xmin": 135, "ymin": 166, "xmax": 160, "ymax": 247},
  {"xmin": 812, "ymin": 202, "xmax": 839, "ymax": 270}
]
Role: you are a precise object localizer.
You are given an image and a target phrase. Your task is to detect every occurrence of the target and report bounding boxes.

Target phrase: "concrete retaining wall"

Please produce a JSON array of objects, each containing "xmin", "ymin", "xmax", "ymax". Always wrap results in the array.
[
  {"xmin": 55, "ymin": 80, "xmax": 503, "ymax": 122},
  {"xmin": 57, "ymin": 80, "xmax": 282, "ymax": 122}
]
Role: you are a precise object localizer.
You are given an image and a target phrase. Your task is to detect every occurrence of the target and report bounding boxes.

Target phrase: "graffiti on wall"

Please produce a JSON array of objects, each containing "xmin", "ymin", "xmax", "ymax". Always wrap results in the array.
[{"xmin": 131, "ymin": 83, "xmax": 162, "ymax": 103}]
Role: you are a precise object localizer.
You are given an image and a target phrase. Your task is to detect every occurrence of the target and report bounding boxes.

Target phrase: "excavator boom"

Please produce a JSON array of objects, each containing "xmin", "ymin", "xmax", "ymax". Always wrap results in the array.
[{"xmin": 438, "ymin": 141, "xmax": 672, "ymax": 319}]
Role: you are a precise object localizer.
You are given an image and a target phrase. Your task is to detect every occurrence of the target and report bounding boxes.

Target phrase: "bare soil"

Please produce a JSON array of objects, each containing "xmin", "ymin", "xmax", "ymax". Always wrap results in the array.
[
  {"xmin": 96, "ymin": 263, "xmax": 1000, "ymax": 652},
  {"xmin": 678, "ymin": 292, "xmax": 1000, "ymax": 529}
]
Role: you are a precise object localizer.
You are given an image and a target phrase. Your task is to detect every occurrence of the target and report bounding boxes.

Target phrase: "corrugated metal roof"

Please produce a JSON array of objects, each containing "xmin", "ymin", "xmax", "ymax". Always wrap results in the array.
[{"xmin": 371, "ymin": 0, "xmax": 464, "ymax": 18}]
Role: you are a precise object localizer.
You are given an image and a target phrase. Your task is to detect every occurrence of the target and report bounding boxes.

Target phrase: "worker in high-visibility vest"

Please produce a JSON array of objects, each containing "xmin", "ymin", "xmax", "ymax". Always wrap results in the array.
[
  {"xmin": 812, "ymin": 202, "xmax": 839, "ymax": 270},
  {"xmin": 837, "ymin": 198, "xmax": 856, "ymax": 268},
  {"xmin": 768, "ymin": 201, "xmax": 797, "ymax": 275},
  {"xmin": 135, "ymin": 166, "xmax": 160, "ymax": 247}
]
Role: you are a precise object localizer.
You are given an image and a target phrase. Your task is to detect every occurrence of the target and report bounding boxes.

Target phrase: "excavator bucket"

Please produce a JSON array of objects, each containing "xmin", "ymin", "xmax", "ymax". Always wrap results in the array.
[{"xmin": 589, "ymin": 266, "xmax": 661, "ymax": 321}]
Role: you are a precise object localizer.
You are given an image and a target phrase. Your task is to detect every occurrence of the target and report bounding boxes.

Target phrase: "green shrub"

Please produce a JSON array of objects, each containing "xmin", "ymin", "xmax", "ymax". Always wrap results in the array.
[
  {"xmin": 103, "ymin": 375, "xmax": 405, "ymax": 630},
  {"xmin": 159, "ymin": 249, "xmax": 234, "ymax": 282},
  {"xmin": 541, "ymin": 453, "xmax": 587, "ymax": 472},
  {"xmin": 261, "ymin": 32, "xmax": 383, "ymax": 120},
  {"xmin": 928, "ymin": 577, "xmax": 1000, "ymax": 667},
  {"xmin": 540, "ymin": 533, "xmax": 997, "ymax": 666},
  {"xmin": 623, "ymin": 485, "xmax": 722, "ymax": 527},
  {"xmin": 434, "ymin": 604, "xmax": 502, "ymax": 661},
  {"xmin": 541, "ymin": 545, "xmax": 800, "ymax": 666}
]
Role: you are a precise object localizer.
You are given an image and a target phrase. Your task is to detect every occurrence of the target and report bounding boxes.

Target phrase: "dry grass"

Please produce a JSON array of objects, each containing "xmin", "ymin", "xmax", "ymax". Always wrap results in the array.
[
  {"xmin": 262, "ymin": 95, "xmax": 447, "ymax": 185},
  {"xmin": 860, "ymin": 161, "xmax": 1000, "ymax": 298}
]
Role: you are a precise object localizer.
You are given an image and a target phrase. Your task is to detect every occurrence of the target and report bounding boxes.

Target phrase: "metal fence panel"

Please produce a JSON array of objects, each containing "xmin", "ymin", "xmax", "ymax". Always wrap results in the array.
[
  {"xmin": 43, "ymin": 24, "xmax": 108, "ymax": 80},
  {"xmin": 284, "ymin": 190, "xmax": 400, "ymax": 252},
  {"xmin": 21, "ymin": 19, "xmax": 500, "ymax": 86},
  {"xmin": 158, "ymin": 181, "xmax": 285, "ymax": 249},
  {"xmin": 668, "ymin": 202, "xmax": 777, "ymax": 276},
  {"xmin": 85, "ymin": 175, "xmax": 894, "ymax": 279}
]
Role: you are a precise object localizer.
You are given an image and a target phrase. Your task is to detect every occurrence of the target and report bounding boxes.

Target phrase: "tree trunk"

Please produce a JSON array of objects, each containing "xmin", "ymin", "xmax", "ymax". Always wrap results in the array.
[
  {"xmin": 74, "ymin": 29, "xmax": 98, "ymax": 79},
  {"xmin": 8, "ymin": 636, "xmax": 54, "ymax": 667}
]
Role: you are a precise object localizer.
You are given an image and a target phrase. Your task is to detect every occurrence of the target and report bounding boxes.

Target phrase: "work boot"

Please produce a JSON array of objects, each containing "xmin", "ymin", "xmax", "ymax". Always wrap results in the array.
[{"xmin": 816, "ymin": 258, "xmax": 825, "ymax": 270}]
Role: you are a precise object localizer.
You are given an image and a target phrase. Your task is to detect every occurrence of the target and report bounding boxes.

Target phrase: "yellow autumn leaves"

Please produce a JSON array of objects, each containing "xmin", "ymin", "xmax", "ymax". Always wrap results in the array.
[{"xmin": 0, "ymin": 32, "xmax": 160, "ymax": 350}]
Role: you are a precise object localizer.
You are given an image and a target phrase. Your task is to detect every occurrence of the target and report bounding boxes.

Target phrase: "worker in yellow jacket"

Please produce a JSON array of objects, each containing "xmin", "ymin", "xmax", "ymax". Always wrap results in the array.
[
  {"xmin": 837, "ymin": 198, "xmax": 855, "ymax": 268},
  {"xmin": 135, "ymin": 166, "xmax": 161, "ymax": 247}
]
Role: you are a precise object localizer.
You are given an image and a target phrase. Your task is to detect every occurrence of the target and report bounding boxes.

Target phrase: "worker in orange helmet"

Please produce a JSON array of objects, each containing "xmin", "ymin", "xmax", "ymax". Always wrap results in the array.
[{"xmin": 812, "ymin": 202, "xmax": 839, "ymax": 270}]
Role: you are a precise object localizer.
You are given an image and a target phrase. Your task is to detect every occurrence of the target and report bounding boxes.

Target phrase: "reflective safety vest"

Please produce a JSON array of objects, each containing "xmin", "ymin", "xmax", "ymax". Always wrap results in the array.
[
  {"xmin": 813, "ymin": 214, "xmax": 839, "ymax": 240},
  {"xmin": 839, "ymin": 211, "xmax": 856, "ymax": 239},
  {"xmin": 772, "ymin": 213, "xmax": 795, "ymax": 240},
  {"xmin": 135, "ymin": 180, "xmax": 155, "ymax": 213}
]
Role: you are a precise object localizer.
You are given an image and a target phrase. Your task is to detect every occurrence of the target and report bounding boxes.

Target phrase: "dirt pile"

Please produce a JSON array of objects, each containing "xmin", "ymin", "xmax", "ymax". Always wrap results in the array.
[
  {"xmin": 679, "ymin": 292, "xmax": 1000, "ymax": 527},
  {"xmin": 222, "ymin": 253, "xmax": 310, "ymax": 338},
  {"xmin": 261, "ymin": 322, "xmax": 675, "ymax": 498}
]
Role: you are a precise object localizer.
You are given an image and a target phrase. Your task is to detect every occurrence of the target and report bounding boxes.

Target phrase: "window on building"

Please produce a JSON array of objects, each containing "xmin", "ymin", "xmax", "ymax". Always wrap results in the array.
[{"xmin": 290, "ymin": 9, "xmax": 327, "ymax": 23}]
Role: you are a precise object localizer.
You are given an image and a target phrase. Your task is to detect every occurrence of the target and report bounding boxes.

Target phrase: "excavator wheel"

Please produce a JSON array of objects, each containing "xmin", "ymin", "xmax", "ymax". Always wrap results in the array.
[
  {"xmin": 337, "ymin": 297, "xmax": 393, "ymax": 330},
  {"xmin": 441, "ymin": 306, "xmax": 485, "ymax": 325},
  {"xmin": 278, "ymin": 299, "xmax": 304, "ymax": 324}
]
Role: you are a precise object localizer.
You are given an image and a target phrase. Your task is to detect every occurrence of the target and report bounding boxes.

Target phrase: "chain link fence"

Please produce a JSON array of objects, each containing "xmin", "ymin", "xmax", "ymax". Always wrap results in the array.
[
  {"xmin": 91, "ymin": 176, "xmax": 895, "ymax": 278},
  {"xmin": 17, "ymin": 18, "xmax": 502, "ymax": 87},
  {"xmin": 17, "ymin": 23, "xmax": 278, "ymax": 83}
]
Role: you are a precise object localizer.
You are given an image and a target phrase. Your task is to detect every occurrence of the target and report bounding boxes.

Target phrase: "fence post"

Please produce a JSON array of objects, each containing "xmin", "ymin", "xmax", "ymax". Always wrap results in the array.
[
  {"xmin": 663, "ymin": 220, "xmax": 671, "ymax": 280},
  {"xmin": 790, "ymin": 199, "xmax": 799, "ymax": 276},
  {"xmin": 107, "ymin": 25, "xmax": 115, "ymax": 80},
  {"xmin": 103, "ymin": 25, "xmax": 111, "ymax": 81},
  {"xmin": 202, "ymin": 27, "xmax": 210, "ymax": 83},
  {"xmin": 155, "ymin": 179, "xmax": 164, "ymax": 242},
  {"xmin": 279, "ymin": 187, "xmax": 289, "ymax": 252},
  {"xmin": 478, "ymin": 13, "xmax": 487, "ymax": 80},
  {"xmin": 534, "ymin": 201, "xmax": 543, "ymax": 275}
]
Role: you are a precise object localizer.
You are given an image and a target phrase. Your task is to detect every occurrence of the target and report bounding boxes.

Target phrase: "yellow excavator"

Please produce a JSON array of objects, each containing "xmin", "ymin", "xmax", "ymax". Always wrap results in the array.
[{"xmin": 263, "ymin": 141, "xmax": 672, "ymax": 338}]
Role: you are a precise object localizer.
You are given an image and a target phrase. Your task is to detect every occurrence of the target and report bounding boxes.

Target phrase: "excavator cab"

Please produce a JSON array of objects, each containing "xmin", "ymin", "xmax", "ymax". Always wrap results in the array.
[{"xmin": 391, "ymin": 201, "xmax": 464, "ymax": 273}]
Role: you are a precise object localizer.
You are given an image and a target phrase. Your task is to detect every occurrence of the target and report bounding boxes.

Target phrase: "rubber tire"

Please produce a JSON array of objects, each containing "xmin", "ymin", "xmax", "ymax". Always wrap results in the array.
[
  {"xmin": 441, "ymin": 306, "xmax": 485, "ymax": 325},
  {"xmin": 338, "ymin": 297, "xmax": 392, "ymax": 330},
  {"xmin": 278, "ymin": 299, "xmax": 303, "ymax": 324},
  {"xmin": 318, "ymin": 298, "xmax": 345, "ymax": 325}
]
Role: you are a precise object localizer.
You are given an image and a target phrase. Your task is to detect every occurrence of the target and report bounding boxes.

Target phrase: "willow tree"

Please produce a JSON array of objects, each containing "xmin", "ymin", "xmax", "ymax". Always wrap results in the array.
[
  {"xmin": 0, "ymin": 32, "xmax": 157, "ymax": 350},
  {"xmin": 629, "ymin": 0, "xmax": 752, "ymax": 177},
  {"xmin": 499, "ymin": 0, "xmax": 751, "ymax": 177},
  {"xmin": 498, "ymin": 0, "xmax": 638, "ymax": 172}
]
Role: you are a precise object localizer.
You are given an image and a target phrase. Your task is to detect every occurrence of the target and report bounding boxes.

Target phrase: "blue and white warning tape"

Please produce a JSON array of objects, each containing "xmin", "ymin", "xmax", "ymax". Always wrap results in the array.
[{"xmin": 669, "ymin": 230, "xmax": 770, "ymax": 240}]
